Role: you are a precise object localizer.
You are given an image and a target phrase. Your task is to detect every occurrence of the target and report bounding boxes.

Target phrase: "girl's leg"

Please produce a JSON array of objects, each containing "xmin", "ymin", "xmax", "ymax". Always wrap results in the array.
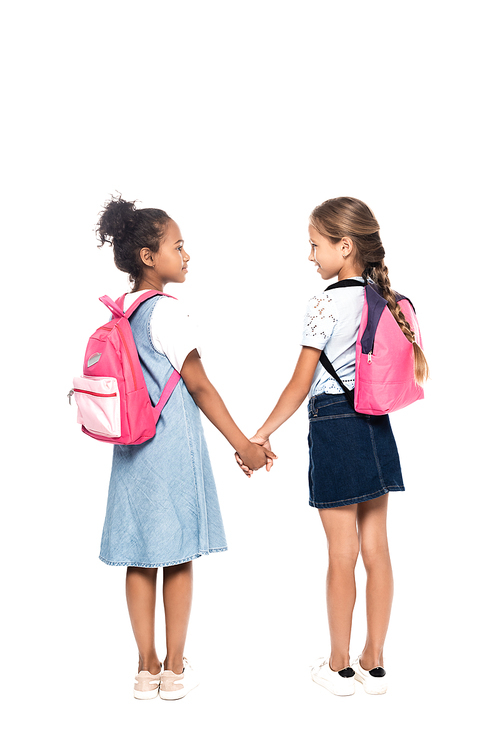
[
  {"xmin": 319, "ymin": 505, "xmax": 360, "ymax": 671},
  {"xmin": 162, "ymin": 561, "xmax": 193, "ymax": 674},
  {"xmin": 126, "ymin": 567, "xmax": 162, "ymax": 674},
  {"xmin": 356, "ymin": 493, "xmax": 393, "ymax": 670}
]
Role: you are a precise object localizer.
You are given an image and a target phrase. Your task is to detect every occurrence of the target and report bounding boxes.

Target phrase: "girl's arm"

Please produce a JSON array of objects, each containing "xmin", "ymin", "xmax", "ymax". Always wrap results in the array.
[
  {"xmin": 235, "ymin": 346, "xmax": 321, "ymax": 476},
  {"xmin": 255, "ymin": 346, "xmax": 321, "ymax": 440},
  {"xmin": 180, "ymin": 349, "xmax": 275, "ymax": 472}
]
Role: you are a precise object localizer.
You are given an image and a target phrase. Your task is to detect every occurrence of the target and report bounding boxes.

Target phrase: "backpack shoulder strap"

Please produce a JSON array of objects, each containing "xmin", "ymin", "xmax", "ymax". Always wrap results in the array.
[
  {"xmin": 324, "ymin": 278, "xmax": 366, "ymax": 292},
  {"xmin": 152, "ymin": 370, "xmax": 181, "ymax": 422},
  {"xmin": 318, "ymin": 278, "xmax": 366, "ymax": 409},
  {"xmin": 116, "ymin": 290, "xmax": 178, "ymax": 319},
  {"xmin": 114, "ymin": 290, "xmax": 182, "ymax": 418},
  {"xmin": 111, "ymin": 289, "xmax": 180, "ymax": 319},
  {"xmin": 318, "ymin": 352, "xmax": 355, "ymax": 408}
]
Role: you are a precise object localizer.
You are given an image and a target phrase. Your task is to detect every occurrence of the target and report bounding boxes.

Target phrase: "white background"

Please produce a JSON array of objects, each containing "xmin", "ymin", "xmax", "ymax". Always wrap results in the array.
[{"xmin": 2, "ymin": 1, "xmax": 498, "ymax": 747}]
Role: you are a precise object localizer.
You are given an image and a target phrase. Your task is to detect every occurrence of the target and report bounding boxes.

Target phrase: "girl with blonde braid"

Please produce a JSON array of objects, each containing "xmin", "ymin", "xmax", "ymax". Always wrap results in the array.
[{"xmin": 237, "ymin": 197, "xmax": 428, "ymax": 696}]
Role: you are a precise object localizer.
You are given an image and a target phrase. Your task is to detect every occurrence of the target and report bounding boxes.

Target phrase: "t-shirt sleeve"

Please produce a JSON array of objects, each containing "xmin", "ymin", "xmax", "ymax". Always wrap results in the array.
[
  {"xmin": 150, "ymin": 297, "xmax": 201, "ymax": 372},
  {"xmin": 301, "ymin": 293, "xmax": 338, "ymax": 350}
]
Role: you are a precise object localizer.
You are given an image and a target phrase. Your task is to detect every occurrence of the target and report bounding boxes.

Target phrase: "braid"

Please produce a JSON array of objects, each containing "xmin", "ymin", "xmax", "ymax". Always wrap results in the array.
[
  {"xmin": 371, "ymin": 261, "xmax": 429, "ymax": 385},
  {"xmin": 370, "ymin": 262, "xmax": 414, "ymax": 343}
]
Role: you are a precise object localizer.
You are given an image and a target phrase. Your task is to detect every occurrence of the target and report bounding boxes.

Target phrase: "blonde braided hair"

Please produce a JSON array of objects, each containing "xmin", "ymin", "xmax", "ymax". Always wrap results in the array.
[{"xmin": 309, "ymin": 197, "xmax": 429, "ymax": 386}]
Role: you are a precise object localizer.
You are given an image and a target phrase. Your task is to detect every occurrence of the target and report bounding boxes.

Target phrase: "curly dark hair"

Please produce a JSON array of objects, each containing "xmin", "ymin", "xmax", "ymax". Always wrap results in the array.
[{"xmin": 96, "ymin": 194, "xmax": 170, "ymax": 288}]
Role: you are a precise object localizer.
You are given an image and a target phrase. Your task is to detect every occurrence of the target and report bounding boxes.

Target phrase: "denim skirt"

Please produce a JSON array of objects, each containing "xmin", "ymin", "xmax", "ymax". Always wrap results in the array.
[{"xmin": 308, "ymin": 392, "xmax": 404, "ymax": 508}]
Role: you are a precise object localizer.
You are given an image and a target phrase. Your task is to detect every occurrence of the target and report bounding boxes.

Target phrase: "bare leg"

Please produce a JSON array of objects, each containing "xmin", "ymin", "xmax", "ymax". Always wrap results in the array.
[
  {"xmin": 162, "ymin": 561, "xmax": 193, "ymax": 674},
  {"xmin": 126, "ymin": 567, "xmax": 162, "ymax": 674},
  {"xmin": 319, "ymin": 505, "xmax": 359, "ymax": 671},
  {"xmin": 357, "ymin": 493, "xmax": 393, "ymax": 670}
]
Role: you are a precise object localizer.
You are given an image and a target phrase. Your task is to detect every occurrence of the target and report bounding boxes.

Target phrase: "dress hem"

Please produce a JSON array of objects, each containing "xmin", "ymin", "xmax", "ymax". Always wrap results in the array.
[{"xmin": 99, "ymin": 547, "xmax": 228, "ymax": 568}]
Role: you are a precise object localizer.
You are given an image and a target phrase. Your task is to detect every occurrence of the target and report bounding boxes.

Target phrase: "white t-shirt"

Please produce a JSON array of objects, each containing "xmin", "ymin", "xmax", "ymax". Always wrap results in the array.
[
  {"xmin": 301, "ymin": 278, "xmax": 365, "ymax": 398},
  {"xmin": 124, "ymin": 291, "xmax": 201, "ymax": 373}
]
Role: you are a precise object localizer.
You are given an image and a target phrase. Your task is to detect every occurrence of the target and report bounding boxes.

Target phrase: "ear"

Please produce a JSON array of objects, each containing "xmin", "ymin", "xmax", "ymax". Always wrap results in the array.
[
  {"xmin": 340, "ymin": 237, "xmax": 354, "ymax": 258},
  {"xmin": 139, "ymin": 247, "xmax": 154, "ymax": 267}
]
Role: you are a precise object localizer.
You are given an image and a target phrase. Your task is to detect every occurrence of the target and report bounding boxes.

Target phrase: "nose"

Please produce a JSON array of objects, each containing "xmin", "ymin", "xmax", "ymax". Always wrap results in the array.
[
  {"xmin": 183, "ymin": 249, "xmax": 190, "ymax": 262},
  {"xmin": 308, "ymin": 248, "xmax": 315, "ymax": 262}
]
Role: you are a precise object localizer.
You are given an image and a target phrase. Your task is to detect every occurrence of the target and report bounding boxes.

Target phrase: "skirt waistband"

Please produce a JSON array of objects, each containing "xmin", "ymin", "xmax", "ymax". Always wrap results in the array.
[{"xmin": 308, "ymin": 391, "xmax": 352, "ymax": 417}]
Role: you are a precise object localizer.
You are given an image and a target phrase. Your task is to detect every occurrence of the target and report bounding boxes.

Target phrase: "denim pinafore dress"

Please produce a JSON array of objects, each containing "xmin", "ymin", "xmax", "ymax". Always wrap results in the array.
[{"xmin": 99, "ymin": 297, "xmax": 227, "ymax": 567}]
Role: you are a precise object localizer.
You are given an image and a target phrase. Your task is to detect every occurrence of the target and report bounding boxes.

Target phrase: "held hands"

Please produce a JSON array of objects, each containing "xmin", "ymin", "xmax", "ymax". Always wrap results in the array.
[{"xmin": 235, "ymin": 434, "xmax": 276, "ymax": 478}]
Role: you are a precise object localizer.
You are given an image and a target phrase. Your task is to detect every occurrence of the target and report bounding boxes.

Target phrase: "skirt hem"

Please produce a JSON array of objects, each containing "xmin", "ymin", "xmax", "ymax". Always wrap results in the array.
[
  {"xmin": 99, "ymin": 546, "xmax": 228, "ymax": 568},
  {"xmin": 310, "ymin": 485, "xmax": 404, "ymax": 509}
]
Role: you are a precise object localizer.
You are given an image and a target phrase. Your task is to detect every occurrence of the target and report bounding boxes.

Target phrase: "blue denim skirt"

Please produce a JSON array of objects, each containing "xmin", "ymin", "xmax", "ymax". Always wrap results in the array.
[{"xmin": 308, "ymin": 392, "xmax": 405, "ymax": 508}]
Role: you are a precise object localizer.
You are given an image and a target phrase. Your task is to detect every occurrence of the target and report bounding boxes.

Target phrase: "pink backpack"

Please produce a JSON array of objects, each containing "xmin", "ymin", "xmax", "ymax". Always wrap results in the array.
[
  {"xmin": 320, "ymin": 279, "xmax": 424, "ymax": 415},
  {"xmin": 69, "ymin": 291, "xmax": 181, "ymax": 444}
]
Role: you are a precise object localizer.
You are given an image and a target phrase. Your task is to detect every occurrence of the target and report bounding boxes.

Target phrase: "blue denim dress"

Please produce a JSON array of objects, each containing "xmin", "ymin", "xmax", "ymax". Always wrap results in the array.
[{"xmin": 99, "ymin": 297, "xmax": 227, "ymax": 567}]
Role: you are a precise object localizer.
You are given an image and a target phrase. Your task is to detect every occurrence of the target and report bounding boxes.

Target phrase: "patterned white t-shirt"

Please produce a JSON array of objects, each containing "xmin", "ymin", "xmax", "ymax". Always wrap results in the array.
[{"xmin": 301, "ymin": 277, "xmax": 365, "ymax": 398}]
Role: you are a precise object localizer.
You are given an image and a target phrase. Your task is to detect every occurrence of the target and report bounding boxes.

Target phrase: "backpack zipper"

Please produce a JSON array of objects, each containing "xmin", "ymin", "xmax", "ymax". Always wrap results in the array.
[
  {"xmin": 68, "ymin": 387, "xmax": 118, "ymax": 405},
  {"xmin": 116, "ymin": 326, "xmax": 137, "ymax": 390},
  {"xmin": 101, "ymin": 323, "xmax": 137, "ymax": 390}
]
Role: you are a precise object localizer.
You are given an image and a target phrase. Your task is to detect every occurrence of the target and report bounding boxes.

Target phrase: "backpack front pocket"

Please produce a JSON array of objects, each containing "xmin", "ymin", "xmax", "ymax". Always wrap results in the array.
[{"xmin": 72, "ymin": 375, "xmax": 121, "ymax": 438}]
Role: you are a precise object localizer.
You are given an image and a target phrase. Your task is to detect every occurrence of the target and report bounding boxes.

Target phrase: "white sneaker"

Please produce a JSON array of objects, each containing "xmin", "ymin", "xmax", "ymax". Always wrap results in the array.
[
  {"xmin": 352, "ymin": 655, "xmax": 388, "ymax": 694},
  {"xmin": 133, "ymin": 669, "xmax": 161, "ymax": 700},
  {"xmin": 159, "ymin": 658, "xmax": 200, "ymax": 700},
  {"xmin": 311, "ymin": 657, "xmax": 356, "ymax": 696}
]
